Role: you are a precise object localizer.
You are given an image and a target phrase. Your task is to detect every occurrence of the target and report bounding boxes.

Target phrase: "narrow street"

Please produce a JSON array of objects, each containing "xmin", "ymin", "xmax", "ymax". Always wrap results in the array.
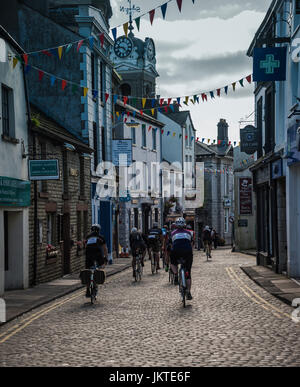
[{"xmin": 1, "ymin": 249, "xmax": 300, "ymax": 367}]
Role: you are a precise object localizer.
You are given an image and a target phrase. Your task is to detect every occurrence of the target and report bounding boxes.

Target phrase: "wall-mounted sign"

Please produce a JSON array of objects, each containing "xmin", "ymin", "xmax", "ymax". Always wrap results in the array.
[
  {"xmin": 238, "ymin": 219, "xmax": 248, "ymax": 228},
  {"xmin": 240, "ymin": 125, "xmax": 259, "ymax": 155},
  {"xmin": 292, "ymin": 38, "xmax": 300, "ymax": 63},
  {"xmin": 224, "ymin": 198, "xmax": 231, "ymax": 207},
  {"xmin": 239, "ymin": 178, "xmax": 252, "ymax": 215},
  {"xmin": 271, "ymin": 159, "xmax": 284, "ymax": 179},
  {"xmin": 0, "ymin": 176, "xmax": 31, "ymax": 207},
  {"xmin": 29, "ymin": 160, "xmax": 59, "ymax": 180},
  {"xmin": 287, "ymin": 124, "xmax": 300, "ymax": 166},
  {"xmin": 112, "ymin": 139, "xmax": 132, "ymax": 167},
  {"xmin": 253, "ymin": 47, "xmax": 287, "ymax": 82}
]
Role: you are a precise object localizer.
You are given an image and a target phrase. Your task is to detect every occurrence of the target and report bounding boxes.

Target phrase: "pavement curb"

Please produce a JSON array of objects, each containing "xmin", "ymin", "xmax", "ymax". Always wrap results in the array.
[{"xmin": 1, "ymin": 262, "xmax": 132, "ymax": 326}]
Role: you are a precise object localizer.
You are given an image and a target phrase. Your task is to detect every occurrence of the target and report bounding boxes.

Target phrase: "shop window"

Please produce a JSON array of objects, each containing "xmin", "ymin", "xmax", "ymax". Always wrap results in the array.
[
  {"xmin": 47, "ymin": 214, "xmax": 56, "ymax": 245},
  {"xmin": 142, "ymin": 125, "xmax": 146, "ymax": 147},
  {"xmin": 1, "ymin": 85, "xmax": 14, "ymax": 138},
  {"xmin": 131, "ymin": 127, "xmax": 136, "ymax": 145},
  {"xmin": 152, "ymin": 129, "xmax": 157, "ymax": 150}
]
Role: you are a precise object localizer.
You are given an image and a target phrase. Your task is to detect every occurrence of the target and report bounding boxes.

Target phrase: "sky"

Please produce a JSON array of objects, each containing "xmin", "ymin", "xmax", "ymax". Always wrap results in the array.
[{"xmin": 109, "ymin": 0, "xmax": 272, "ymax": 144}]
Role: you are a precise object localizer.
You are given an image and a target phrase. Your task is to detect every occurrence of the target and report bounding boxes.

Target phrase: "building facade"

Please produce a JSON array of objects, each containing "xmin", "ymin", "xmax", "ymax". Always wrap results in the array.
[
  {"xmin": 0, "ymin": 26, "xmax": 30, "ymax": 295},
  {"xmin": 195, "ymin": 119, "xmax": 234, "ymax": 246}
]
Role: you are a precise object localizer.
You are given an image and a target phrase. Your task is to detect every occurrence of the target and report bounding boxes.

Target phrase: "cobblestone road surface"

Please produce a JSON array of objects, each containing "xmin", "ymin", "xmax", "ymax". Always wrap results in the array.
[{"xmin": 1, "ymin": 249, "xmax": 300, "ymax": 367}]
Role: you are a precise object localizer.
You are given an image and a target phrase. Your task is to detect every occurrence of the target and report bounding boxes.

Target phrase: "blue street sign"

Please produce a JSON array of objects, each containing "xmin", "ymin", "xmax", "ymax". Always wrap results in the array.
[{"xmin": 253, "ymin": 47, "xmax": 287, "ymax": 82}]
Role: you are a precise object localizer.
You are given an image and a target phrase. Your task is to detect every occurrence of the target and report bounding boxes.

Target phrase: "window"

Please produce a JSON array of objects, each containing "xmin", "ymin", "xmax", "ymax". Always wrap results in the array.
[
  {"xmin": 131, "ymin": 126, "xmax": 136, "ymax": 145},
  {"xmin": 142, "ymin": 124, "xmax": 146, "ymax": 147},
  {"xmin": 101, "ymin": 126, "xmax": 106, "ymax": 162},
  {"xmin": 296, "ymin": 0, "xmax": 300, "ymax": 14},
  {"xmin": 1, "ymin": 85, "xmax": 12, "ymax": 137},
  {"xmin": 47, "ymin": 214, "xmax": 56, "ymax": 245},
  {"xmin": 152, "ymin": 129, "xmax": 156, "ymax": 150},
  {"xmin": 100, "ymin": 61, "xmax": 105, "ymax": 103},
  {"xmin": 143, "ymin": 162, "xmax": 148, "ymax": 191},
  {"xmin": 264, "ymin": 87, "xmax": 275, "ymax": 154},
  {"xmin": 91, "ymin": 53, "xmax": 96, "ymax": 91},
  {"xmin": 57, "ymin": 214, "xmax": 64, "ymax": 243},
  {"xmin": 120, "ymin": 83, "xmax": 131, "ymax": 97},
  {"xmin": 93, "ymin": 122, "xmax": 98, "ymax": 170},
  {"xmin": 256, "ymin": 97, "xmax": 263, "ymax": 158},
  {"xmin": 224, "ymin": 208, "xmax": 229, "ymax": 233}
]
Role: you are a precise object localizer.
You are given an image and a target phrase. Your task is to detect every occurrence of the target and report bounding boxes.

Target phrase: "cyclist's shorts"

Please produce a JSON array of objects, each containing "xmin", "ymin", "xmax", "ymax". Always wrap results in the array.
[
  {"xmin": 149, "ymin": 240, "xmax": 161, "ymax": 253},
  {"xmin": 132, "ymin": 242, "xmax": 146, "ymax": 257},
  {"xmin": 170, "ymin": 248, "xmax": 193, "ymax": 278}
]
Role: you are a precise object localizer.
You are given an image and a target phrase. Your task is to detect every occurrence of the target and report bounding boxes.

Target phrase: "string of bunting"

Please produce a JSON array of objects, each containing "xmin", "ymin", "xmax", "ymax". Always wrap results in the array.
[
  {"xmin": 240, "ymin": 155, "xmax": 255, "ymax": 167},
  {"xmin": 12, "ymin": 55, "xmax": 252, "ymax": 112},
  {"xmin": 16, "ymin": 0, "xmax": 198, "ymax": 57}
]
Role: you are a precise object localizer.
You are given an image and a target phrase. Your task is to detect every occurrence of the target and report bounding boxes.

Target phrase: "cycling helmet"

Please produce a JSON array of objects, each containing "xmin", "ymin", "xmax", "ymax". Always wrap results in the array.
[
  {"xmin": 91, "ymin": 224, "xmax": 101, "ymax": 233},
  {"xmin": 131, "ymin": 227, "xmax": 138, "ymax": 233},
  {"xmin": 175, "ymin": 217, "xmax": 186, "ymax": 228}
]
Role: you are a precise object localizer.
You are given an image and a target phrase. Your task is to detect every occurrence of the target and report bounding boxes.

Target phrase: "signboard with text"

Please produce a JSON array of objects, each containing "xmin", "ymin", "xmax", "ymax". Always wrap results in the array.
[
  {"xmin": 240, "ymin": 125, "xmax": 259, "ymax": 155},
  {"xmin": 239, "ymin": 178, "xmax": 252, "ymax": 215},
  {"xmin": 0, "ymin": 176, "xmax": 31, "ymax": 207},
  {"xmin": 112, "ymin": 139, "xmax": 132, "ymax": 167},
  {"xmin": 253, "ymin": 47, "xmax": 287, "ymax": 82},
  {"xmin": 29, "ymin": 160, "xmax": 59, "ymax": 181}
]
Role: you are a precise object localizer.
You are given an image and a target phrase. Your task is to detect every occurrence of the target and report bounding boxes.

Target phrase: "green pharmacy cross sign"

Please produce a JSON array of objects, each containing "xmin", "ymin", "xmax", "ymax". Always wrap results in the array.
[
  {"xmin": 260, "ymin": 54, "xmax": 280, "ymax": 74},
  {"xmin": 253, "ymin": 47, "xmax": 287, "ymax": 82}
]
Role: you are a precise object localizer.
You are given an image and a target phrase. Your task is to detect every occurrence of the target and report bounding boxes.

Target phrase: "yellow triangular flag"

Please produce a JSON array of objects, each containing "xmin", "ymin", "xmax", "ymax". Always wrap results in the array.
[
  {"xmin": 58, "ymin": 46, "xmax": 63, "ymax": 60},
  {"xmin": 83, "ymin": 87, "xmax": 88, "ymax": 97},
  {"xmin": 123, "ymin": 22, "xmax": 129, "ymax": 37},
  {"xmin": 151, "ymin": 108, "xmax": 155, "ymax": 116},
  {"xmin": 173, "ymin": 132, "xmax": 176, "ymax": 137},
  {"xmin": 232, "ymin": 82, "xmax": 236, "ymax": 91},
  {"xmin": 142, "ymin": 98, "xmax": 147, "ymax": 108},
  {"xmin": 13, "ymin": 57, "xmax": 18, "ymax": 68},
  {"xmin": 185, "ymin": 96, "xmax": 189, "ymax": 105}
]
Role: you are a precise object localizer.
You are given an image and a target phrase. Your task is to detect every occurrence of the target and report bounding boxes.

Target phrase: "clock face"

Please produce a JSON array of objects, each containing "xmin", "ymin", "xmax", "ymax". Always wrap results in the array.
[
  {"xmin": 147, "ymin": 40, "xmax": 155, "ymax": 60},
  {"xmin": 114, "ymin": 37, "xmax": 133, "ymax": 58}
]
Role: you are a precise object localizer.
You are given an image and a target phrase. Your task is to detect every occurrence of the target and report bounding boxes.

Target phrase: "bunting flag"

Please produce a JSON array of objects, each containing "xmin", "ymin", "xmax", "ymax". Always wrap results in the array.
[
  {"xmin": 151, "ymin": 108, "xmax": 155, "ymax": 116},
  {"xmin": 23, "ymin": 54, "xmax": 28, "ymax": 65},
  {"xmin": 72, "ymin": 84, "xmax": 78, "ymax": 94},
  {"xmin": 173, "ymin": 132, "xmax": 176, "ymax": 137},
  {"xmin": 58, "ymin": 46, "xmax": 63, "ymax": 60},
  {"xmin": 50, "ymin": 48, "xmax": 59, "ymax": 59},
  {"xmin": 113, "ymin": 95, "xmax": 118, "ymax": 104},
  {"xmin": 224, "ymin": 86, "xmax": 228, "ymax": 95},
  {"xmin": 184, "ymin": 96, "xmax": 189, "ymax": 105},
  {"xmin": 25, "ymin": 65, "xmax": 31, "ymax": 74},
  {"xmin": 83, "ymin": 87, "xmax": 88, "ymax": 97},
  {"xmin": 42, "ymin": 50, "xmax": 52, "ymax": 57},
  {"xmin": 38, "ymin": 70, "xmax": 44, "ymax": 81},
  {"xmin": 105, "ymin": 93, "xmax": 109, "ymax": 103},
  {"xmin": 112, "ymin": 28, "xmax": 117, "ymax": 41},
  {"xmin": 239, "ymin": 79, "xmax": 244, "ymax": 87},
  {"xmin": 89, "ymin": 37, "xmax": 94, "ymax": 50},
  {"xmin": 13, "ymin": 57, "xmax": 18, "ymax": 68},
  {"xmin": 135, "ymin": 17, "xmax": 141, "ymax": 31},
  {"xmin": 92, "ymin": 90, "xmax": 98, "ymax": 99},
  {"xmin": 123, "ymin": 96, "xmax": 128, "ymax": 105},
  {"xmin": 77, "ymin": 40, "xmax": 84, "ymax": 52},
  {"xmin": 123, "ymin": 22, "xmax": 129, "ymax": 37},
  {"xmin": 161, "ymin": 3, "xmax": 168, "ymax": 19},
  {"xmin": 210, "ymin": 91, "xmax": 215, "ymax": 99},
  {"xmin": 66, "ymin": 44, "xmax": 73, "ymax": 54},
  {"xmin": 148, "ymin": 126, "xmax": 152, "ymax": 132},
  {"xmin": 167, "ymin": 98, "xmax": 172, "ymax": 106},
  {"xmin": 217, "ymin": 89, "xmax": 221, "ymax": 97},
  {"xmin": 232, "ymin": 82, "xmax": 236, "ymax": 91},
  {"xmin": 177, "ymin": 97, "xmax": 181, "ymax": 105},
  {"xmin": 149, "ymin": 9, "xmax": 155, "ymax": 25},
  {"xmin": 161, "ymin": 130, "xmax": 164, "ymax": 135},
  {"xmin": 99, "ymin": 33, "xmax": 105, "ymax": 48},
  {"xmin": 246, "ymin": 75, "xmax": 252, "ymax": 84},
  {"xmin": 142, "ymin": 98, "xmax": 147, "ymax": 108},
  {"xmin": 61, "ymin": 79, "xmax": 67, "ymax": 91},
  {"xmin": 167, "ymin": 131, "xmax": 170, "ymax": 136},
  {"xmin": 160, "ymin": 98, "xmax": 164, "ymax": 106},
  {"xmin": 176, "ymin": 0, "xmax": 183, "ymax": 12}
]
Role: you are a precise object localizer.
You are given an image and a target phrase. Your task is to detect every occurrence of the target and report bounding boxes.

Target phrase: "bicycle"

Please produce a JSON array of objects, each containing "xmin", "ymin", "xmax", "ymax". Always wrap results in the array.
[
  {"xmin": 89, "ymin": 262, "xmax": 99, "ymax": 305},
  {"xmin": 134, "ymin": 249, "xmax": 143, "ymax": 282},
  {"xmin": 204, "ymin": 242, "xmax": 211, "ymax": 261},
  {"xmin": 169, "ymin": 266, "xmax": 175, "ymax": 284},
  {"xmin": 178, "ymin": 258, "xmax": 188, "ymax": 308}
]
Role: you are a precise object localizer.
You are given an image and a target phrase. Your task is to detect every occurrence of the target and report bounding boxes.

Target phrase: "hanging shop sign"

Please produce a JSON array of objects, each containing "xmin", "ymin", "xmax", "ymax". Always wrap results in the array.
[
  {"xmin": 112, "ymin": 139, "xmax": 132, "ymax": 167},
  {"xmin": 0, "ymin": 176, "xmax": 31, "ymax": 207},
  {"xmin": 29, "ymin": 160, "xmax": 59, "ymax": 180},
  {"xmin": 253, "ymin": 47, "xmax": 287, "ymax": 82},
  {"xmin": 240, "ymin": 125, "xmax": 259, "ymax": 155},
  {"xmin": 239, "ymin": 178, "xmax": 252, "ymax": 215},
  {"xmin": 287, "ymin": 123, "xmax": 300, "ymax": 166}
]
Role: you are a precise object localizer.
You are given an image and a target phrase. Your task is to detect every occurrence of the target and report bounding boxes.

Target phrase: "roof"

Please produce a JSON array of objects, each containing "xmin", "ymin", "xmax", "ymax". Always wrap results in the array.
[
  {"xmin": 162, "ymin": 110, "xmax": 196, "ymax": 131},
  {"xmin": 30, "ymin": 105, "xmax": 93, "ymax": 153},
  {"xmin": 0, "ymin": 24, "xmax": 25, "ymax": 54},
  {"xmin": 195, "ymin": 141, "xmax": 233, "ymax": 159}
]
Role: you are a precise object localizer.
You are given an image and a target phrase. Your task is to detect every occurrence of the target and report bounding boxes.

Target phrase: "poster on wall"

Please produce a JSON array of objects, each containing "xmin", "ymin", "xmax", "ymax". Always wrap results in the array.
[{"xmin": 239, "ymin": 178, "xmax": 252, "ymax": 215}]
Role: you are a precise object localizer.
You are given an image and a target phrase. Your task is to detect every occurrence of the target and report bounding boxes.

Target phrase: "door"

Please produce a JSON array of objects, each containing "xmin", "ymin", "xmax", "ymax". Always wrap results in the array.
[{"xmin": 63, "ymin": 213, "xmax": 71, "ymax": 275}]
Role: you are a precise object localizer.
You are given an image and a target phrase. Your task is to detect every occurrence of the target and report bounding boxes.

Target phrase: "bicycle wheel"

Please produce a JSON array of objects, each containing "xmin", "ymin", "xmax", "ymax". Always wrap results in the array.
[
  {"xmin": 90, "ymin": 283, "xmax": 96, "ymax": 304},
  {"xmin": 178, "ymin": 268, "xmax": 186, "ymax": 308},
  {"xmin": 151, "ymin": 255, "xmax": 155, "ymax": 275}
]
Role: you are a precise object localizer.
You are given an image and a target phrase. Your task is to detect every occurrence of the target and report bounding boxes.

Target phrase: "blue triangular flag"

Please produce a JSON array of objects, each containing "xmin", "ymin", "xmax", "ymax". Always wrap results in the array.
[
  {"xmin": 210, "ymin": 91, "xmax": 215, "ymax": 99},
  {"xmin": 89, "ymin": 37, "xmax": 94, "ymax": 50},
  {"xmin": 177, "ymin": 97, "xmax": 181, "ymax": 105},
  {"xmin": 167, "ymin": 131, "xmax": 170, "ymax": 136},
  {"xmin": 25, "ymin": 65, "xmax": 31, "ymax": 74},
  {"xmin": 161, "ymin": 3, "xmax": 168, "ymax": 19},
  {"xmin": 50, "ymin": 75, "xmax": 56, "ymax": 86},
  {"xmin": 50, "ymin": 48, "xmax": 58, "ymax": 58},
  {"xmin": 151, "ymin": 99, "xmax": 156, "ymax": 108},
  {"xmin": 170, "ymin": 104, "xmax": 175, "ymax": 112},
  {"xmin": 132, "ymin": 111, "xmax": 136, "ymax": 117},
  {"xmin": 113, "ymin": 95, "xmax": 118, "ymax": 104},
  {"xmin": 224, "ymin": 86, "xmax": 228, "ymax": 95},
  {"xmin": 92, "ymin": 90, "xmax": 98, "ymax": 99},
  {"xmin": 112, "ymin": 28, "xmax": 117, "ymax": 41}
]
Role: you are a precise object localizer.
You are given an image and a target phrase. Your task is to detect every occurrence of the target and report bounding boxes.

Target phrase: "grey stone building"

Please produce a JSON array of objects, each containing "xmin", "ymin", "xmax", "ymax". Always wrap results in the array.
[
  {"xmin": 29, "ymin": 105, "xmax": 93, "ymax": 285},
  {"xmin": 195, "ymin": 119, "xmax": 234, "ymax": 246}
]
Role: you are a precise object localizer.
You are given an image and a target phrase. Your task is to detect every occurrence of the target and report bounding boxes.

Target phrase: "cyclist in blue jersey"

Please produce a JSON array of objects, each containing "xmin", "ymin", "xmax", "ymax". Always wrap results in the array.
[{"xmin": 170, "ymin": 218, "xmax": 194, "ymax": 300}]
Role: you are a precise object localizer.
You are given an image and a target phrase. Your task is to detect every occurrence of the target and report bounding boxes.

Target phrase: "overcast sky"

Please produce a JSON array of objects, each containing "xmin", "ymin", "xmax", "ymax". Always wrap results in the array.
[{"xmin": 109, "ymin": 0, "xmax": 272, "ymax": 143}]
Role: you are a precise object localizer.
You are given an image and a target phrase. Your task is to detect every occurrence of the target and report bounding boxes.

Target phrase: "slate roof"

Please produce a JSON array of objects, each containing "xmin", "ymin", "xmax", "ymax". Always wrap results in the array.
[{"xmin": 195, "ymin": 141, "xmax": 233, "ymax": 158}]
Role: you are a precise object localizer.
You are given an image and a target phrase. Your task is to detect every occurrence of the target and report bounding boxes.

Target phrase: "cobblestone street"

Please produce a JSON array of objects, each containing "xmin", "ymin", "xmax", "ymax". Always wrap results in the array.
[{"xmin": 1, "ymin": 249, "xmax": 300, "ymax": 367}]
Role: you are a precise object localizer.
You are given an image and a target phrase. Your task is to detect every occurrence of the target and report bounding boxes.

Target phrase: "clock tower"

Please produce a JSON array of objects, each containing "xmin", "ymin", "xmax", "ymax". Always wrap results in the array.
[{"xmin": 110, "ymin": 15, "xmax": 159, "ymax": 107}]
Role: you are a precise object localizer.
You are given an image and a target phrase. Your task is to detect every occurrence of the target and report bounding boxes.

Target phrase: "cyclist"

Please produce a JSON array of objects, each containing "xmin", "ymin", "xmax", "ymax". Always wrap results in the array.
[
  {"xmin": 130, "ymin": 227, "xmax": 146, "ymax": 278},
  {"xmin": 162, "ymin": 224, "xmax": 170, "ymax": 272},
  {"xmin": 147, "ymin": 222, "xmax": 163, "ymax": 271},
  {"xmin": 170, "ymin": 218, "xmax": 194, "ymax": 300},
  {"xmin": 202, "ymin": 225, "xmax": 212, "ymax": 258},
  {"xmin": 85, "ymin": 224, "xmax": 108, "ymax": 298}
]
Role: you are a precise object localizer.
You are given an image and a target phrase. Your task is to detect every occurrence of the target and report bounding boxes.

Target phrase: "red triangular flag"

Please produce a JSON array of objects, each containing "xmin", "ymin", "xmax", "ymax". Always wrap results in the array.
[
  {"xmin": 164, "ymin": 106, "xmax": 168, "ymax": 113},
  {"xmin": 140, "ymin": 110, "xmax": 143, "ymax": 116},
  {"xmin": 161, "ymin": 129, "xmax": 164, "ymax": 134},
  {"xmin": 217, "ymin": 89, "xmax": 221, "ymax": 97},
  {"xmin": 160, "ymin": 98, "xmax": 164, "ymax": 106},
  {"xmin": 77, "ymin": 40, "xmax": 84, "ymax": 52},
  {"xmin": 149, "ymin": 9, "xmax": 155, "ymax": 25},
  {"xmin": 148, "ymin": 126, "xmax": 152, "ymax": 132},
  {"xmin": 42, "ymin": 50, "xmax": 52, "ymax": 57},
  {"xmin": 246, "ymin": 75, "xmax": 252, "ymax": 84},
  {"xmin": 105, "ymin": 93, "xmax": 109, "ymax": 103},
  {"xmin": 99, "ymin": 33, "xmax": 104, "ymax": 48},
  {"xmin": 176, "ymin": 0, "xmax": 183, "ymax": 12},
  {"xmin": 123, "ymin": 96, "xmax": 128, "ymax": 105},
  {"xmin": 62, "ymin": 79, "xmax": 67, "ymax": 91},
  {"xmin": 167, "ymin": 98, "xmax": 172, "ymax": 106},
  {"xmin": 23, "ymin": 54, "xmax": 28, "ymax": 65},
  {"xmin": 38, "ymin": 70, "xmax": 44, "ymax": 82},
  {"xmin": 127, "ymin": 111, "xmax": 130, "ymax": 117}
]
